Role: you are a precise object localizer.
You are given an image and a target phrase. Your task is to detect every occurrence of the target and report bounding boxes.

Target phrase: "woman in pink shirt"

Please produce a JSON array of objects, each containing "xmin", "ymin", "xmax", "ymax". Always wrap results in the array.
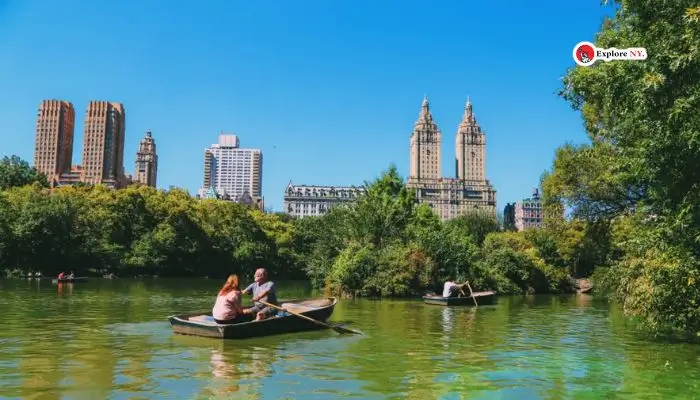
[{"xmin": 212, "ymin": 274, "xmax": 246, "ymax": 324}]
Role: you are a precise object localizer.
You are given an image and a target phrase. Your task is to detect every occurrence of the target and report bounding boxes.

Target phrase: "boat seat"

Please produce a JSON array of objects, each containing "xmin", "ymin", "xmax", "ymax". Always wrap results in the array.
[
  {"xmin": 189, "ymin": 315, "xmax": 218, "ymax": 325},
  {"xmin": 280, "ymin": 303, "xmax": 317, "ymax": 313}
]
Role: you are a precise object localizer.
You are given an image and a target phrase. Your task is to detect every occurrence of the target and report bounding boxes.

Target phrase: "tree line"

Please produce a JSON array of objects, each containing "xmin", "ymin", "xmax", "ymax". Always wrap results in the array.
[{"xmin": 0, "ymin": 155, "xmax": 603, "ymax": 296}]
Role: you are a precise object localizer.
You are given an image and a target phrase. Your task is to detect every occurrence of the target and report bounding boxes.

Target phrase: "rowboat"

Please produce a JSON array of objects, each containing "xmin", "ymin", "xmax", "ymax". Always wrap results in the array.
[
  {"xmin": 423, "ymin": 291, "xmax": 497, "ymax": 306},
  {"xmin": 168, "ymin": 297, "xmax": 338, "ymax": 339},
  {"xmin": 52, "ymin": 277, "xmax": 88, "ymax": 284}
]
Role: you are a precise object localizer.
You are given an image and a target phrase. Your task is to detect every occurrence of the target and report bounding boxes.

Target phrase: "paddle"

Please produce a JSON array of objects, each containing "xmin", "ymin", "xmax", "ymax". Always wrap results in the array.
[
  {"xmin": 465, "ymin": 281, "xmax": 478, "ymax": 307},
  {"xmin": 257, "ymin": 299, "xmax": 362, "ymax": 335}
]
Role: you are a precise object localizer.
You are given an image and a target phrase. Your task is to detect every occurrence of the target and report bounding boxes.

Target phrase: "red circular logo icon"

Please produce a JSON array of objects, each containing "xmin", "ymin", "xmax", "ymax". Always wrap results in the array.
[
  {"xmin": 573, "ymin": 42, "xmax": 596, "ymax": 66},
  {"xmin": 576, "ymin": 44, "xmax": 594, "ymax": 63}
]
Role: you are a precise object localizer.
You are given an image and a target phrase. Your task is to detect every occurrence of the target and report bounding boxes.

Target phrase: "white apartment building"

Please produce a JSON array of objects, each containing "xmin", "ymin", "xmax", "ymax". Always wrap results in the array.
[
  {"xmin": 283, "ymin": 182, "xmax": 366, "ymax": 218},
  {"xmin": 197, "ymin": 134, "xmax": 263, "ymax": 200}
]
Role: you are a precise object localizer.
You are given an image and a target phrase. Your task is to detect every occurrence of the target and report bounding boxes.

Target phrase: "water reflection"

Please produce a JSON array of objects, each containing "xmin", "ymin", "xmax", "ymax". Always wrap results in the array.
[
  {"xmin": 207, "ymin": 349, "xmax": 242, "ymax": 396},
  {"xmin": 56, "ymin": 282, "xmax": 73, "ymax": 297},
  {"xmin": 440, "ymin": 307, "xmax": 452, "ymax": 336}
]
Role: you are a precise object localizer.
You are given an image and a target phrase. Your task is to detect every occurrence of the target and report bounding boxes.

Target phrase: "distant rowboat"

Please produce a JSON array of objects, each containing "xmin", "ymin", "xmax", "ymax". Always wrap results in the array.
[
  {"xmin": 168, "ymin": 297, "xmax": 338, "ymax": 339},
  {"xmin": 423, "ymin": 291, "xmax": 497, "ymax": 306},
  {"xmin": 52, "ymin": 277, "xmax": 88, "ymax": 284}
]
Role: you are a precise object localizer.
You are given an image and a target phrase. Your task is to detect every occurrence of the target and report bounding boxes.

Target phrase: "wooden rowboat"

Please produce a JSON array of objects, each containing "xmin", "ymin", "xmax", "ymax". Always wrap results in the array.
[
  {"xmin": 168, "ymin": 297, "xmax": 338, "ymax": 339},
  {"xmin": 423, "ymin": 291, "xmax": 497, "ymax": 306},
  {"xmin": 52, "ymin": 277, "xmax": 88, "ymax": 284}
]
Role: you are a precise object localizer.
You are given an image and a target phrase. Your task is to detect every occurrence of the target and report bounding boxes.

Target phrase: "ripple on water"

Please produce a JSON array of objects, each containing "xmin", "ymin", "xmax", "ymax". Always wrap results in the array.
[{"xmin": 104, "ymin": 321, "xmax": 171, "ymax": 337}]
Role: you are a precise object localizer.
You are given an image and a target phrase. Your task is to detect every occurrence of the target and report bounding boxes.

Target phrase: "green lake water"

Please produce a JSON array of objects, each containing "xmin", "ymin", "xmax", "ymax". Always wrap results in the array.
[{"xmin": 0, "ymin": 278, "xmax": 699, "ymax": 399}]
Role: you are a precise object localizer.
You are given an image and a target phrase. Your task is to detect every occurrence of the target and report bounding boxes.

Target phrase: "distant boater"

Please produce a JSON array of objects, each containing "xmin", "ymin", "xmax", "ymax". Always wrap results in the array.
[{"xmin": 442, "ymin": 280, "xmax": 468, "ymax": 298}]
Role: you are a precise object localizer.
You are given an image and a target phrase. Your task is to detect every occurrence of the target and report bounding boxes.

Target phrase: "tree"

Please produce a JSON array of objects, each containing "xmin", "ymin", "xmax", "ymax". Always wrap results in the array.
[
  {"xmin": 547, "ymin": 0, "xmax": 700, "ymax": 336},
  {"xmin": 0, "ymin": 156, "xmax": 48, "ymax": 190}
]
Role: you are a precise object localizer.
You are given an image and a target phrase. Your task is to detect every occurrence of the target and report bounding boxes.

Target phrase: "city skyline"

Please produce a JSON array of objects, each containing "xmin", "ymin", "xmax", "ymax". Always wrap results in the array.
[
  {"xmin": 0, "ymin": 1, "xmax": 613, "ymax": 211},
  {"xmin": 29, "ymin": 95, "xmax": 546, "ymax": 213}
]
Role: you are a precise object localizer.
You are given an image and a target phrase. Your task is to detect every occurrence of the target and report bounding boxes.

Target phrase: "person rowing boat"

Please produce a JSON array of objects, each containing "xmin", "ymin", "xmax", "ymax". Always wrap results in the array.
[
  {"xmin": 241, "ymin": 268, "xmax": 278, "ymax": 321},
  {"xmin": 442, "ymin": 279, "xmax": 469, "ymax": 298}
]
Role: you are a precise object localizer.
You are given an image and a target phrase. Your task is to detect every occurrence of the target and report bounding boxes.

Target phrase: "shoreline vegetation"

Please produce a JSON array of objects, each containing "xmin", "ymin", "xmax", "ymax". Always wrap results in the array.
[{"xmin": 2, "ymin": 1, "xmax": 699, "ymax": 340}]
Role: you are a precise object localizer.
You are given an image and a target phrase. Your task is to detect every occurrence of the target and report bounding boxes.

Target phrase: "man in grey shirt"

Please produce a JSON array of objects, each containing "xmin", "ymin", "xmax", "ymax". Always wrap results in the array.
[{"xmin": 242, "ymin": 268, "xmax": 278, "ymax": 321}]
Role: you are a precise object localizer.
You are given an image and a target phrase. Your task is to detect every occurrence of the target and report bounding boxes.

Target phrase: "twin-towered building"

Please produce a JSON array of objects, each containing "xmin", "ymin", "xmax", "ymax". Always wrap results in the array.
[
  {"xmin": 33, "ymin": 99, "xmax": 158, "ymax": 188},
  {"xmin": 283, "ymin": 97, "xmax": 497, "ymax": 220},
  {"xmin": 407, "ymin": 97, "xmax": 497, "ymax": 220}
]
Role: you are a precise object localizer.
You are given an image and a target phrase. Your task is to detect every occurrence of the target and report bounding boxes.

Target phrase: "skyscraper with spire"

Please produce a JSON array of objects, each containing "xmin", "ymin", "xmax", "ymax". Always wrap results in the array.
[
  {"xmin": 134, "ymin": 130, "xmax": 158, "ymax": 187},
  {"xmin": 409, "ymin": 96, "xmax": 442, "ymax": 180},
  {"xmin": 455, "ymin": 98, "xmax": 486, "ymax": 181},
  {"xmin": 407, "ymin": 97, "xmax": 496, "ymax": 220}
]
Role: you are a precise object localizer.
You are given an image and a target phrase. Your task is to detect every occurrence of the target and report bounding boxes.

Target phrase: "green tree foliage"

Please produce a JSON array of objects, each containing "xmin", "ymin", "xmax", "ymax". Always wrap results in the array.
[
  {"xmin": 0, "ymin": 155, "xmax": 48, "ymax": 190},
  {"xmin": 295, "ymin": 166, "xmax": 590, "ymax": 298},
  {"xmin": 544, "ymin": 1, "xmax": 700, "ymax": 337},
  {"xmin": 0, "ymin": 183, "xmax": 304, "ymax": 279}
]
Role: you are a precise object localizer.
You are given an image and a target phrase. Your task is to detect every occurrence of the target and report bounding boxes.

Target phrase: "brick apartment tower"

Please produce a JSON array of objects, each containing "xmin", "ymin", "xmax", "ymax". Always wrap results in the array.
[
  {"xmin": 33, "ymin": 100, "xmax": 75, "ymax": 181},
  {"xmin": 81, "ymin": 101, "xmax": 126, "ymax": 186},
  {"xmin": 134, "ymin": 129, "xmax": 158, "ymax": 187}
]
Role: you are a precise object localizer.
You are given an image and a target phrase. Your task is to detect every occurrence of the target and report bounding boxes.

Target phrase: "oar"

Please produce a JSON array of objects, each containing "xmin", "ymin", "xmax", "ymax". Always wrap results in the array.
[
  {"xmin": 458, "ymin": 287, "xmax": 466, "ymax": 297},
  {"xmin": 465, "ymin": 281, "xmax": 478, "ymax": 307},
  {"xmin": 257, "ymin": 300, "xmax": 362, "ymax": 335}
]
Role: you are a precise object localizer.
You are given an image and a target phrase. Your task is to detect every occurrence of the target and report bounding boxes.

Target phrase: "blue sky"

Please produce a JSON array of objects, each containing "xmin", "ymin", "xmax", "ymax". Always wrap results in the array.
[{"xmin": 0, "ymin": 0, "xmax": 612, "ymax": 211}]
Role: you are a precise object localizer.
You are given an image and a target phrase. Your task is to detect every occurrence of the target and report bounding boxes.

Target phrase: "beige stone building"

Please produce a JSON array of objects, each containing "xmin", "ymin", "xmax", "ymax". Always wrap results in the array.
[
  {"xmin": 407, "ymin": 97, "xmax": 497, "ymax": 220},
  {"xmin": 81, "ymin": 101, "xmax": 126, "ymax": 187},
  {"xmin": 283, "ymin": 183, "xmax": 365, "ymax": 218},
  {"xmin": 134, "ymin": 130, "xmax": 158, "ymax": 187},
  {"xmin": 33, "ymin": 100, "xmax": 75, "ymax": 181}
]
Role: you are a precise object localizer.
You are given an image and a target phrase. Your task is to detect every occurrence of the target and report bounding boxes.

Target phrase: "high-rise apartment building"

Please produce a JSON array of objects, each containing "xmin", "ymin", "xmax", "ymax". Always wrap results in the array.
[
  {"xmin": 81, "ymin": 101, "xmax": 126, "ymax": 187},
  {"xmin": 134, "ymin": 130, "xmax": 158, "ymax": 187},
  {"xmin": 407, "ymin": 97, "xmax": 497, "ymax": 220},
  {"xmin": 33, "ymin": 100, "xmax": 75, "ymax": 181},
  {"xmin": 197, "ymin": 134, "xmax": 263, "ymax": 201}
]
